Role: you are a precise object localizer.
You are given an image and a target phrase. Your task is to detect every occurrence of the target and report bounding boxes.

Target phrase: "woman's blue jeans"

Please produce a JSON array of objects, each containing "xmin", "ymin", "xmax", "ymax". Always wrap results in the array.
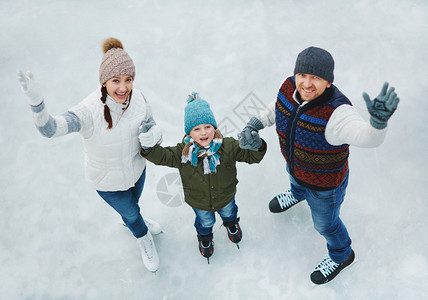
[
  {"xmin": 193, "ymin": 199, "xmax": 238, "ymax": 236},
  {"xmin": 289, "ymin": 172, "xmax": 352, "ymax": 264},
  {"xmin": 96, "ymin": 168, "xmax": 148, "ymax": 238}
]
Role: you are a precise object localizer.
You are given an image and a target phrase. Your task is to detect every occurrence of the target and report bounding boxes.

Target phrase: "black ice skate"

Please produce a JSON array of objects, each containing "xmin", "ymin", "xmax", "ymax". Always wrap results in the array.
[
  {"xmin": 223, "ymin": 217, "xmax": 242, "ymax": 249},
  {"xmin": 310, "ymin": 250, "xmax": 356, "ymax": 285},
  {"xmin": 269, "ymin": 190, "xmax": 303, "ymax": 213},
  {"xmin": 197, "ymin": 233, "xmax": 214, "ymax": 264}
]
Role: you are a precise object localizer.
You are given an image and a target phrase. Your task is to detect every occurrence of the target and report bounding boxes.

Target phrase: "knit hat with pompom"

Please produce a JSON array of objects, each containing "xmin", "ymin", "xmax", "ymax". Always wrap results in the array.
[
  {"xmin": 184, "ymin": 92, "xmax": 217, "ymax": 135},
  {"xmin": 99, "ymin": 37, "xmax": 135, "ymax": 84}
]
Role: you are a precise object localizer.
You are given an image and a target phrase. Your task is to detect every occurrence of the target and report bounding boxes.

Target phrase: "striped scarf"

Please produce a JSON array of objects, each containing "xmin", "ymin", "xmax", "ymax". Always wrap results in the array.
[{"xmin": 181, "ymin": 130, "xmax": 223, "ymax": 174}]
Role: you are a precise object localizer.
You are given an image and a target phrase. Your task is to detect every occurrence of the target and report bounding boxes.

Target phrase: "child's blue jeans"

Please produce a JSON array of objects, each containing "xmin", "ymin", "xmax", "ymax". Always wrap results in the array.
[
  {"xmin": 192, "ymin": 198, "xmax": 238, "ymax": 236},
  {"xmin": 289, "ymin": 172, "xmax": 352, "ymax": 264},
  {"xmin": 97, "ymin": 168, "xmax": 148, "ymax": 238}
]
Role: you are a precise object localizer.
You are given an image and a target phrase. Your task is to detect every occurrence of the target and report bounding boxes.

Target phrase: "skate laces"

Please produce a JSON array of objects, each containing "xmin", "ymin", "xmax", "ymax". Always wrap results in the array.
[
  {"xmin": 139, "ymin": 235, "xmax": 155, "ymax": 259},
  {"xmin": 277, "ymin": 191, "xmax": 298, "ymax": 209},
  {"xmin": 314, "ymin": 255, "xmax": 339, "ymax": 277}
]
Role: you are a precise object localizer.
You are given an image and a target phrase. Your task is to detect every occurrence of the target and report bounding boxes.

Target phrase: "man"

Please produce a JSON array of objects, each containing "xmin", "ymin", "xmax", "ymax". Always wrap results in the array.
[{"xmin": 238, "ymin": 47, "xmax": 399, "ymax": 285}]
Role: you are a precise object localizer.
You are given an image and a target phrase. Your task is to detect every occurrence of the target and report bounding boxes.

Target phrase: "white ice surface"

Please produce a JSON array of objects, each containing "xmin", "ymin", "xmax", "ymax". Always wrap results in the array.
[{"xmin": 1, "ymin": 0, "xmax": 427, "ymax": 299}]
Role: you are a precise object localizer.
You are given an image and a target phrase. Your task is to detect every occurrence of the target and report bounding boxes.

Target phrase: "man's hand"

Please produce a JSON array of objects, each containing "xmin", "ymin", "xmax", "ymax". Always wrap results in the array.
[{"xmin": 363, "ymin": 82, "xmax": 400, "ymax": 129}]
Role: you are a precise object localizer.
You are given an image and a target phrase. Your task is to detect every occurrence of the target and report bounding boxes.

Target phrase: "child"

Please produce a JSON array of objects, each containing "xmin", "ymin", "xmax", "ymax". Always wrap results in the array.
[
  {"xmin": 17, "ymin": 37, "xmax": 162, "ymax": 272},
  {"xmin": 139, "ymin": 92, "xmax": 266, "ymax": 262}
]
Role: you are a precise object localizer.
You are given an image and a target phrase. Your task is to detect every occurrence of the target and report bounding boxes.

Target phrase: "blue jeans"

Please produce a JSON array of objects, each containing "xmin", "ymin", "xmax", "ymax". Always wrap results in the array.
[
  {"xmin": 289, "ymin": 173, "xmax": 352, "ymax": 264},
  {"xmin": 97, "ymin": 168, "xmax": 148, "ymax": 238},
  {"xmin": 193, "ymin": 199, "xmax": 238, "ymax": 236}
]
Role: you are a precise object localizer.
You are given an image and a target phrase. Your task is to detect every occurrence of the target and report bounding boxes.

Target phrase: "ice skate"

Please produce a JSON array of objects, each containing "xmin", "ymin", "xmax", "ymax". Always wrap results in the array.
[
  {"xmin": 144, "ymin": 217, "xmax": 163, "ymax": 235},
  {"xmin": 310, "ymin": 250, "xmax": 356, "ymax": 285},
  {"xmin": 223, "ymin": 217, "xmax": 242, "ymax": 249},
  {"xmin": 122, "ymin": 217, "xmax": 162, "ymax": 235},
  {"xmin": 137, "ymin": 231, "xmax": 160, "ymax": 272},
  {"xmin": 269, "ymin": 190, "xmax": 303, "ymax": 213},
  {"xmin": 197, "ymin": 233, "xmax": 214, "ymax": 264}
]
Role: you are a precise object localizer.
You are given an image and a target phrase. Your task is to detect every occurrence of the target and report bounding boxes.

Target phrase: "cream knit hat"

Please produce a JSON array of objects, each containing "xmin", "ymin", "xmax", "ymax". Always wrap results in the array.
[{"xmin": 99, "ymin": 38, "xmax": 135, "ymax": 84}]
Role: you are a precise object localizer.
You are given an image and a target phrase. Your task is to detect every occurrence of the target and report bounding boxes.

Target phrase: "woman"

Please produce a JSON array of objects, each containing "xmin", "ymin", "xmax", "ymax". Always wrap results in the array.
[{"xmin": 17, "ymin": 37, "xmax": 162, "ymax": 272}]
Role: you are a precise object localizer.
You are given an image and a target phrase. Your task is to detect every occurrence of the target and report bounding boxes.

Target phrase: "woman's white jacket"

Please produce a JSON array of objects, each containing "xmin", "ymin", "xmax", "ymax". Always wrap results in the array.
[{"xmin": 30, "ymin": 88, "xmax": 155, "ymax": 191}]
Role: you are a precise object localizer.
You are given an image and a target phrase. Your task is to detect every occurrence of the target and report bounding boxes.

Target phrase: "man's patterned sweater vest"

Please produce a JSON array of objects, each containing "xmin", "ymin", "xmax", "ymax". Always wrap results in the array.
[{"xmin": 275, "ymin": 76, "xmax": 351, "ymax": 191}]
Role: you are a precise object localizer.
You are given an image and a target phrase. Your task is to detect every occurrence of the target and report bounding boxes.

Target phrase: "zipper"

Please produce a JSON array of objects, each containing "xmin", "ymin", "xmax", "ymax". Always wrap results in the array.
[
  {"xmin": 208, "ymin": 173, "xmax": 214, "ymax": 211},
  {"xmin": 287, "ymin": 104, "xmax": 303, "ymax": 176}
]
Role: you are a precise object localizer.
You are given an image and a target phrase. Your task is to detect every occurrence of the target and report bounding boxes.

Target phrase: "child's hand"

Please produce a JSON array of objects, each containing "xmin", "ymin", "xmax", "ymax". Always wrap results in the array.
[
  {"xmin": 238, "ymin": 130, "xmax": 262, "ymax": 151},
  {"xmin": 238, "ymin": 117, "xmax": 264, "ymax": 151}
]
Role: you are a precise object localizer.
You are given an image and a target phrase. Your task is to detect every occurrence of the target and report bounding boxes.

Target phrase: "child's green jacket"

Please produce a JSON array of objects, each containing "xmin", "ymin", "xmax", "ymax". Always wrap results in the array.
[{"xmin": 142, "ymin": 137, "xmax": 266, "ymax": 212}]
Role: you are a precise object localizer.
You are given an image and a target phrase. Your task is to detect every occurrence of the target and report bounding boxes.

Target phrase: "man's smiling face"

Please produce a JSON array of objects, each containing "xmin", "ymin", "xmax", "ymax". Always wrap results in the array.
[{"xmin": 295, "ymin": 73, "xmax": 331, "ymax": 101}]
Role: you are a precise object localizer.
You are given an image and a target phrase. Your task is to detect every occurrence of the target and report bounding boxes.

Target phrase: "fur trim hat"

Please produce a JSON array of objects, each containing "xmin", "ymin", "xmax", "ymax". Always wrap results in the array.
[
  {"xmin": 184, "ymin": 92, "xmax": 217, "ymax": 135},
  {"xmin": 294, "ymin": 46, "xmax": 334, "ymax": 82},
  {"xmin": 99, "ymin": 38, "xmax": 135, "ymax": 84}
]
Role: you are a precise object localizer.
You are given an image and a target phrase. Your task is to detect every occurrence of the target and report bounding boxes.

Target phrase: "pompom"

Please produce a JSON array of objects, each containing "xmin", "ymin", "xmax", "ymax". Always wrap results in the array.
[
  {"xmin": 102, "ymin": 37, "xmax": 124, "ymax": 54},
  {"xmin": 187, "ymin": 92, "xmax": 200, "ymax": 104}
]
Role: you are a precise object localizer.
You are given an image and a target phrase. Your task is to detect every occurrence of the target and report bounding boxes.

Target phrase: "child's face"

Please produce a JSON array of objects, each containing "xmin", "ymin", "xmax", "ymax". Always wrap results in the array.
[{"xmin": 189, "ymin": 124, "xmax": 215, "ymax": 148}]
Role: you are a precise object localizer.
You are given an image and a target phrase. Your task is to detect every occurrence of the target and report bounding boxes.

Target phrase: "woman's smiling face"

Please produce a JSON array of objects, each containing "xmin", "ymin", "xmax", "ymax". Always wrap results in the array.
[{"xmin": 103, "ymin": 74, "xmax": 133, "ymax": 103}]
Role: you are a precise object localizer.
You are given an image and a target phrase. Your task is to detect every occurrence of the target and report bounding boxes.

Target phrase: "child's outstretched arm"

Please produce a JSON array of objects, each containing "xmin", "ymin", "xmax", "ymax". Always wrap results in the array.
[{"xmin": 235, "ymin": 136, "xmax": 267, "ymax": 164}]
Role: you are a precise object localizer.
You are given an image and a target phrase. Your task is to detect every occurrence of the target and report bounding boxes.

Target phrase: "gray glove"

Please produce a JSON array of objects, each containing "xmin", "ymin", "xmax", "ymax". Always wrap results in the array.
[
  {"xmin": 238, "ymin": 117, "xmax": 264, "ymax": 151},
  {"xmin": 363, "ymin": 82, "xmax": 400, "ymax": 129},
  {"xmin": 17, "ymin": 70, "xmax": 44, "ymax": 106}
]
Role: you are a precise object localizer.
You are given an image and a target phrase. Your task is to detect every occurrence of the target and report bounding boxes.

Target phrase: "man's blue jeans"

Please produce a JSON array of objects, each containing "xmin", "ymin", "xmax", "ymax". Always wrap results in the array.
[
  {"xmin": 97, "ymin": 168, "xmax": 148, "ymax": 239},
  {"xmin": 289, "ymin": 172, "xmax": 352, "ymax": 264},
  {"xmin": 193, "ymin": 199, "xmax": 238, "ymax": 236}
]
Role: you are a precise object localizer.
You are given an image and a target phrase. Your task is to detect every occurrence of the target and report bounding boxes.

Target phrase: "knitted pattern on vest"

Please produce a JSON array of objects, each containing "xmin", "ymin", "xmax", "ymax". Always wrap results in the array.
[{"xmin": 275, "ymin": 76, "xmax": 351, "ymax": 191}]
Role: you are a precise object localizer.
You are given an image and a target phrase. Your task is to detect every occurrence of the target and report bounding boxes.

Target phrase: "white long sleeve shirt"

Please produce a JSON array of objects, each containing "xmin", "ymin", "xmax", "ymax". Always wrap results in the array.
[{"xmin": 258, "ymin": 92, "xmax": 387, "ymax": 148}]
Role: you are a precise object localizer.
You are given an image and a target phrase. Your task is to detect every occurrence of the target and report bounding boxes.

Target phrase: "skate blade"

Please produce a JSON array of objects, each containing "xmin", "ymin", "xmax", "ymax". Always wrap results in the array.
[{"xmin": 151, "ymin": 230, "xmax": 164, "ymax": 235}]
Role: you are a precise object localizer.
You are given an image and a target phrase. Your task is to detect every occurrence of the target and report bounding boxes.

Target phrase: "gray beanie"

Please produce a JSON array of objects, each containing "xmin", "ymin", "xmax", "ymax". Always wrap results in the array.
[
  {"xmin": 99, "ymin": 38, "xmax": 135, "ymax": 84},
  {"xmin": 294, "ymin": 47, "xmax": 334, "ymax": 82}
]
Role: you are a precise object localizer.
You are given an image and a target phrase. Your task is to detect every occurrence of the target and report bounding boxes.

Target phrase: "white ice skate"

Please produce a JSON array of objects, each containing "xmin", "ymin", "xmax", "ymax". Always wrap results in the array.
[
  {"xmin": 144, "ymin": 217, "xmax": 163, "ymax": 235},
  {"xmin": 137, "ymin": 231, "xmax": 160, "ymax": 272}
]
